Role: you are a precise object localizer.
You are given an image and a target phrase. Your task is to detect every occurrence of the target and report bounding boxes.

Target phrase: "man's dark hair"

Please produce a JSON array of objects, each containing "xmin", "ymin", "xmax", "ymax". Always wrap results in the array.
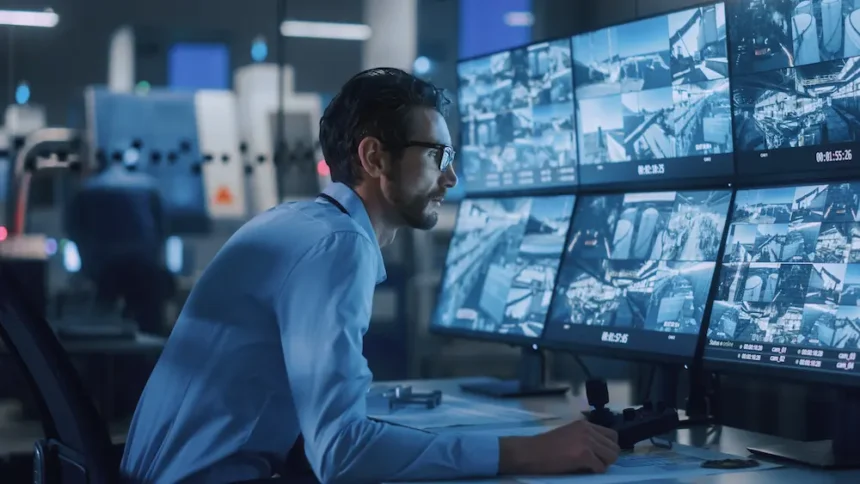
[{"xmin": 319, "ymin": 67, "xmax": 451, "ymax": 187}]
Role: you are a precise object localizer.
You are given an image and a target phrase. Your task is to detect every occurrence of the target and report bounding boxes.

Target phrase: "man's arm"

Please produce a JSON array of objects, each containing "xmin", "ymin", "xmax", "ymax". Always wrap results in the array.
[{"xmin": 277, "ymin": 231, "xmax": 499, "ymax": 483}]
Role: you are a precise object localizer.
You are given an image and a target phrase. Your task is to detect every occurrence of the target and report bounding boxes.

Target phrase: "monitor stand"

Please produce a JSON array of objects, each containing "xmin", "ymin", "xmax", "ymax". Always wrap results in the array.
[
  {"xmin": 747, "ymin": 387, "xmax": 860, "ymax": 468},
  {"xmin": 647, "ymin": 364, "xmax": 716, "ymax": 428},
  {"xmin": 459, "ymin": 347, "xmax": 569, "ymax": 398}
]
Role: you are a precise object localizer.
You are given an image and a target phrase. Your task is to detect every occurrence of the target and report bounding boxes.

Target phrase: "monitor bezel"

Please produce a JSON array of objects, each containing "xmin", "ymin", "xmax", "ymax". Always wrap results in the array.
[
  {"xmin": 701, "ymin": 179, "xmax": 860, "ymax": 388},
  {"xmin": 427, "ymin": 193, "xmax": 577, "ymax": 349},
  {"xmin": 539, "ymin": 183, "xmax": 735, "ymax": 366},
  {"xmin": 724, "ymin": 1, "xmax": 860, "ymax": 185}
]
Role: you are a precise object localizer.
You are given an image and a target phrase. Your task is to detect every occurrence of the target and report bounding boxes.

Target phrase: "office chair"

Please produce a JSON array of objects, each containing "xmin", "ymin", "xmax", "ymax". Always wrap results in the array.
[{"xmin": 0, "ymin": 267, "xmax": 119, "ymax": 483}]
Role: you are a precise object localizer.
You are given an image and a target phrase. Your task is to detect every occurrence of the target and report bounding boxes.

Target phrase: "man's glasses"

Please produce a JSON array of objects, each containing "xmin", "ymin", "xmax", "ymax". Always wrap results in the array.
[{"xmin": 404, "ymin": 141, "xmax": 456, "ymax": 172}]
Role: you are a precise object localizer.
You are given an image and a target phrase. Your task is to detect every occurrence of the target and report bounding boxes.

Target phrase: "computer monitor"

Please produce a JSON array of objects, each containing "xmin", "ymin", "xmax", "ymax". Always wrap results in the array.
[
  {"xmin": 728, "ymin": 0, "xmax": 860, "ymax": 180},
  {"xmin": 703, "ymin": 182, "xmax": 860, "ymax": 467},
  {"xmin": 705, "ymin": 183, "xmax": 860, "ymax": 381},
  {"xmin": 457, "ymin": 39, "xmax": 577, "ymax": 194},
  {"xmin": 431, "ymin": 194, "xmax": 576, "ymax": 396},
  {"xmin": 543, "ymin": 189, "xmax": 732, "ymax": 363},
  {"xmin": 572, "ymin": 2, "xmax": 734, "ymax": 187}
]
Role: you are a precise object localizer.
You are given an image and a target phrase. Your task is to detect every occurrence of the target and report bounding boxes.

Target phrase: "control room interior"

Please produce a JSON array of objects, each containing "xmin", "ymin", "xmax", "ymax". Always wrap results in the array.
[{"xmin": 2, "ymin": 0, "xmax": 860, "ymax": 483}]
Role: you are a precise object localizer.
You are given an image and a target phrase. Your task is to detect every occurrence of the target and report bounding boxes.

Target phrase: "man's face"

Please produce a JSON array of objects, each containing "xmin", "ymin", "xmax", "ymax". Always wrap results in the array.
[{"xmin": 380, "ymin": 108, "xmax": 458, "ymax": 230}]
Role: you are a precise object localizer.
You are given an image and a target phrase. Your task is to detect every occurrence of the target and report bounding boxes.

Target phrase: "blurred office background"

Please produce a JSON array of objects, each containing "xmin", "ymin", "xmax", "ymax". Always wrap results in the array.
[{"xmin": 0, "ymin": 0, "xmax": 826, "ymax": 476}]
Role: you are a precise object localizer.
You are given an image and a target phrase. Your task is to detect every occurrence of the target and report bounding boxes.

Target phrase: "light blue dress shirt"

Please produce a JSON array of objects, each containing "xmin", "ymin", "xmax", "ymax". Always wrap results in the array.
[{"xmin": 120, "ymin": 182, "xmax": 500, "ymax": 483}]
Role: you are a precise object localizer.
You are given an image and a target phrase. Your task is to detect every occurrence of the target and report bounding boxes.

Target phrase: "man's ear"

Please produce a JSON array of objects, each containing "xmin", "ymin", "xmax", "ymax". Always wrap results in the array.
[{"xmin": 357, "ymin": 137, "xmax": 387, "ymax": 179}]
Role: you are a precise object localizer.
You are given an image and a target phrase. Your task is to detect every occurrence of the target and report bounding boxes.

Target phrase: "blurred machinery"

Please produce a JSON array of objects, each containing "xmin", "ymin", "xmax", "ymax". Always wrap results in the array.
[
  {"xmin": 0, "ymin": 62, "xmax": 326, "ymax": 326},
  {"xmin": 234, "ymin": 63, "xmax": 327, "ymax": 205},
  {"xmin": 84, "ymin": 86, "xmax": 248, "ymax": 232}
]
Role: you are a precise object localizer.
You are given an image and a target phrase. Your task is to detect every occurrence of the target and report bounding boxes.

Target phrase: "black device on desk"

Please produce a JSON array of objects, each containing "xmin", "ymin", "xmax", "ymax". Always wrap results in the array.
[
  {"xmin": 584, "ymin": 379, "xmax": 680, "ymax": 449},
  {"xmin": 703, "ymin": 182, "xmax": 860, "ymax": 468},
  {"xmin": 429, "ymin": 195, "xmax": 577, "ymax": 398}
]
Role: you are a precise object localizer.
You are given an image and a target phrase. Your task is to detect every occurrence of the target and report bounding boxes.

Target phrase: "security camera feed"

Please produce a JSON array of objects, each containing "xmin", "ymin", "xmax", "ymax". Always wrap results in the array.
[
  {"xmin": 544, "ymin": 189, "xmax": 731, "ymax": 358},
  {"xmin": 458, "ymin": 39, "xmax": 578, "ymax": 193},
  {"xmin": 729, "ymin": 0, "xmax": 860, "ymax": 176},
  {"xmin": 572, "ymin": 2, "xmax": 734, "ymax": 186},
  {"xmin": 705, "ymin": 184, "xmax": 860, "ymax": 378},
  {"xmin": 432, "ymin": 195, "xmax": 576, "ymax": 338}
]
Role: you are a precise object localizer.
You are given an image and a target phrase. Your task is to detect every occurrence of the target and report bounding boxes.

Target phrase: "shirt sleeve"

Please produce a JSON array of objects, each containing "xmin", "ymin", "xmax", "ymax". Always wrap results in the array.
[{"xmin": 277, "ymin": 231, "xmax": 499, "ymax": 484}]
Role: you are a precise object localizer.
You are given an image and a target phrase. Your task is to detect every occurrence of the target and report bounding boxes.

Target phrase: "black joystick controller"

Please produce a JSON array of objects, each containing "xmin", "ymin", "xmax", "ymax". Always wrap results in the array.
[{"xmin": 584, "ymin": 379, "xmax": 680, "ymax": 450}]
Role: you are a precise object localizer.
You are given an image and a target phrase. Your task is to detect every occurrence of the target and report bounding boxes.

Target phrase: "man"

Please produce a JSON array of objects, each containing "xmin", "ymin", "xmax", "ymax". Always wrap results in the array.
[
  {"xmin": 65, "ymin": 156, "xmax": 172, "ymax": 334},
  {"xmin": 121, "ymin": 68, "xmax": 619, "ymax": 483}
]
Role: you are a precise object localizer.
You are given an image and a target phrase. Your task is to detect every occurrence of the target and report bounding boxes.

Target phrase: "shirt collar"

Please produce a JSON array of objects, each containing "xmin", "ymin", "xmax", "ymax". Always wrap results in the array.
[{"xmin": 321, "ymin": 182, "xmax": 387, "ymax": 284}]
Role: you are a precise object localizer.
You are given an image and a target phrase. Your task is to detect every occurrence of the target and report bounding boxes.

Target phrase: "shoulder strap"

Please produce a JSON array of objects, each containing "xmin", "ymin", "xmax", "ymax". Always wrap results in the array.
[{"xmin": 317, "ymin": 193, "xmax": 349, "ymax": 216}]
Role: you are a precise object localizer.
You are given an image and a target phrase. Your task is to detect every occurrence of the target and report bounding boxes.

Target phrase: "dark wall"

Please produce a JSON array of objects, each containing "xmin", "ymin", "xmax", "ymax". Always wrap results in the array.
[
  {"xmin": 533, "ymin": 0, "xmax": 711, "ymax": 41},
  {"xmin": 0, "ymin": 0, "xmax": 364, "ymax": 124}
]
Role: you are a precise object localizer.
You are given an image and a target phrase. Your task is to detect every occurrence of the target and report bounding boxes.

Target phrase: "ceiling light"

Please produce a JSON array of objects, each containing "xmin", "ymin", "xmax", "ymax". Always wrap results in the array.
[
  {"xmin": 504, "ymin": 11, "xmax": 534, "ymax": 27},
  {"xmin": 0, "ymin": 9, "xmax": 59, "ymax": 28},
  {"xmin": 280, "ymin": 20, "xmax": 372, "ymax": 41}
]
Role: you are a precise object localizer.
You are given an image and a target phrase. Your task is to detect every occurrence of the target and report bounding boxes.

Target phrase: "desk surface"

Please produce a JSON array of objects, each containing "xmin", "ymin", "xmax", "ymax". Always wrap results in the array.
[
  {"xmin": 397, "ymin": 377, "xmax": 860, "ymax": 484},
  {"xmin": 0, "ymin": 376, "xmax": 857, "ymax": 483}
]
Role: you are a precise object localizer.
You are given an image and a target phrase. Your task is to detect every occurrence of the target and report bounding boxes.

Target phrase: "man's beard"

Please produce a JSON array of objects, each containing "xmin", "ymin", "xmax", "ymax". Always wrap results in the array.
[
  {"xmin": 382, "ymin": 167, "xmax": 439, "ymax": 230},
  {"xmin": 389, "ymin": 183, "xmax": 439, "ymax": 230}
]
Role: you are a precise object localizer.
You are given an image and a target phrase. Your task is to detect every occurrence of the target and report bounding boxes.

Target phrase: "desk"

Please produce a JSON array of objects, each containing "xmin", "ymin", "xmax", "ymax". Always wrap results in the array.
[{"xmin": 394, "ymin": 377, "xmax": 860, "ymax": 483}]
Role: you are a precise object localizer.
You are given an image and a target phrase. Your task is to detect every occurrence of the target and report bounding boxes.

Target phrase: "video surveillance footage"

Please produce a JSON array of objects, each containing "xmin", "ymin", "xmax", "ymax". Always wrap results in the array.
[
  {"xmin": 572, "ymin": 2, "xmax": 734, "ymax": 186},
  {"xmin": 706, "ymin": 183, "xmax": 860, "ymax": 376},
  {"xmin": 729, "ymin": 0, "xmax": 860, "ymax": 175},
  {"xmin": 544, "ymin": 190, "xmax": 731, "ymax": 358},
  {"xmin": 432, "ymin": 195, "xmax": 575, "ymax": 338},
  {"xmin": 458, "ymin": 39, "xmax": 577, "ymax": 193}
]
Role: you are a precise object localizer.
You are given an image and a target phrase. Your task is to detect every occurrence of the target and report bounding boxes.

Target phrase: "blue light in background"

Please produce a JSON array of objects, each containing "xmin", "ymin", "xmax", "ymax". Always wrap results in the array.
[
  {"xmin": 251, "ymin": 38, "xmax": 268, "ymax": 62},
  {"xmin": 413, "ymin": 56, "xmax": 431, "ymax": 75},
  {"xmin": 14, "ymin": 82, "xmax": 30, "ymax": 104},
  {"xmin": 459, "ymin": 0, "xmax": 532, "ymax": 59},
  {"xmin": 168, "ymin": 43, "xmax": 230, "ymax": 91}
]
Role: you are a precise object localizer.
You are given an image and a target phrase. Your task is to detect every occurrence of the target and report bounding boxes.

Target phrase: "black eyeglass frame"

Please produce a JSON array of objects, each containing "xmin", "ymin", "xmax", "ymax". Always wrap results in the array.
[{"xmin": 403, "ymin": 141, "xmax": 456, "ymax": 172}]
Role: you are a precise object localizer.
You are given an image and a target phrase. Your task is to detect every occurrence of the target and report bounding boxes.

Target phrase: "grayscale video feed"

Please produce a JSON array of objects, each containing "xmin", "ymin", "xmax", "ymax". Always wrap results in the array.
[
  {"xmin": 433, "ymin": 195, "xmax": 575, "ymax": 338},
  {"xmin": 566, "ymin": 191, "xmax": 731, "ymax": 262},
  {"xmin": 729, "ymin": 0, "xmax": 860, "ymax": 76},
  {"xmin": 672, "ymin": 78, "xmax": 734, "ymax": 157},
  {"xmin": 549, "ymin": 190, "xmax": 730, "ymax": 335},
  {"xmin": 573, "ymin": 16, "xmax": 672, "ymax": 99},
  {"xmin": 457, "ymin": 40, "xmax": 577, "ymax": 193},
  {"xmin": 529, "ymin": 39, "xmax": 575, "ymax": 106},
  {"xmin": 573, "ymin": 3, "xmax": 733, "ymax": 179},
  {"xmin": 670, "ymin": 4, "xmax": 730, "ymax": 84},
  {"xmin": 732, "ymin": 61, "xmax": 860, "ymax": 153},
  {"xmin": 708, "ymin": 183, "xmax": 860, "ymax": 350},
  {"xmin": 549, "ymin": 258, "xmax": 716, "ymax": 334}
]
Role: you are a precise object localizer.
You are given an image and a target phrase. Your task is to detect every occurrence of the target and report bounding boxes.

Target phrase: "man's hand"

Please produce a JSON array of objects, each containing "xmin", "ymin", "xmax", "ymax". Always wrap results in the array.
[{"xmin": 499, "ymin": 420, "xmax": 620, "ymax": 475}]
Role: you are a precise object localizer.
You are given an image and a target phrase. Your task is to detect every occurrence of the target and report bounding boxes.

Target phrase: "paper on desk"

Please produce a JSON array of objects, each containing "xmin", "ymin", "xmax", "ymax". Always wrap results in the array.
[
  {"xmin": 368, "ymin": 395, "xmax": 557, "ymax": 430},
  {"xmin": 515, "ymin": 443, "xmax": 783, "ymax": 484}
]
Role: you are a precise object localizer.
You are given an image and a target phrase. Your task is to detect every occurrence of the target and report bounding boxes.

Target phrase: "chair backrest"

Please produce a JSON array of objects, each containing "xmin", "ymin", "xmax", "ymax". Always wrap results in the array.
[{"xmin": 0, "ymin": 263, "xmax": 118, "ymax": 483}]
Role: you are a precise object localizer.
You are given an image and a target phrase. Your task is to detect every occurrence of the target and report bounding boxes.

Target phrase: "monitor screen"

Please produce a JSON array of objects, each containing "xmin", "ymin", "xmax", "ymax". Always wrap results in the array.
[
  {"xmin": 544, "ymin": 189, "xmax": 732, "ymax": 359},
  {"xmin": 729, "ymin": 1, "xmax": 860, "ymax": 177},
  {"xmin": 457, "ymin": 40, "xmax": 577, "ymax": 194},
  {"xmin": 705, "ymin": 183, "xmax": 860, "ymax": 379},
  {"xmin": 432, "ymin": 195, "xmax": 576, "ymax": 339},
  {"xmin": 572, "ymin": 2, "xmax": 734, "ymax": 186}
]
